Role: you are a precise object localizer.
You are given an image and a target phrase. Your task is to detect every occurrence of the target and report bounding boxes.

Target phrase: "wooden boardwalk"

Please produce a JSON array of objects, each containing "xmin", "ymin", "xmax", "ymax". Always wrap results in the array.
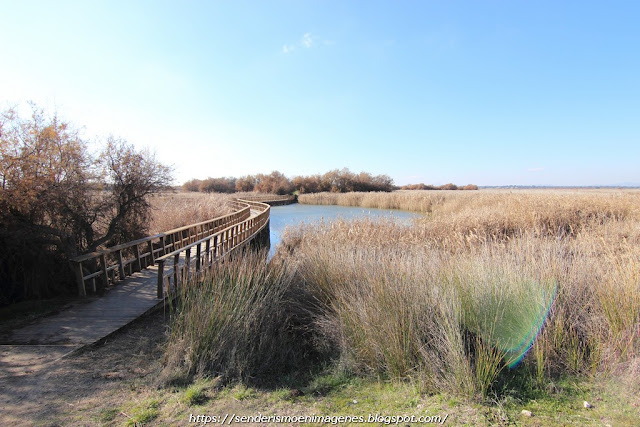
[
  {"xmin": 2, "ymin": 198, "xmax": 275, "ymax": 360},
  {"xmin": 7, "ymin": 267, "xmax": 160, "ymax": 346}
]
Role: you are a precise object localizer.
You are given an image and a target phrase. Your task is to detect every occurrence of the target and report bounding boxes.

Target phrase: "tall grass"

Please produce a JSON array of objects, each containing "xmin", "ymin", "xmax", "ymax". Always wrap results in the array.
[
  {"xmin": 162, "ymin": 252, "xmax": 311, "ymax": 383},
  {"xmin": 279, "ymin": 190, "xmax": 640, "ymax": 396},
  {"xmin": 162, "ymin": 189, "xmax": 640, "ymax": 399}
]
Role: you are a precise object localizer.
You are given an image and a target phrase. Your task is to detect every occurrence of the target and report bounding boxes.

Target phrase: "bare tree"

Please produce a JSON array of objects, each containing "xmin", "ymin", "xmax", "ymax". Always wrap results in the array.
[{"xmin": 0, "ymin": 105, "xmax": 173, "ymax": 301}]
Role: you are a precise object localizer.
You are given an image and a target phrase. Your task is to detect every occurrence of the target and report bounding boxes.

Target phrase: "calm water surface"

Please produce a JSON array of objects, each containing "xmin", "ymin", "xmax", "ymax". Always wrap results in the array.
[{"xmin": 268, "ymin": 203, "xmax": 422, "ymax": 257}]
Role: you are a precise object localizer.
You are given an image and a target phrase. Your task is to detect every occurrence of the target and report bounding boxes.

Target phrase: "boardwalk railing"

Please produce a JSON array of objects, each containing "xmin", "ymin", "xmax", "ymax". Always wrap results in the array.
[
  {"xmin": 154, "ymin": 199, "xmax": 270, "ymax": 298},
  {"xmin": 239, "ymin": 194, "xmax": 296, "ymax": 204},
  {"xmin": 70, "ymin": 201, "xmax": 252, "ymax": 296}
]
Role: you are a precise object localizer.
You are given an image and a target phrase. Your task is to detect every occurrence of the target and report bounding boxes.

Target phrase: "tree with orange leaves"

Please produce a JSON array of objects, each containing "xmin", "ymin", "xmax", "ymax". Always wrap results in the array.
[{"xmin": 0, "ymin": 105, "xmax": 173, "ymax": 301}]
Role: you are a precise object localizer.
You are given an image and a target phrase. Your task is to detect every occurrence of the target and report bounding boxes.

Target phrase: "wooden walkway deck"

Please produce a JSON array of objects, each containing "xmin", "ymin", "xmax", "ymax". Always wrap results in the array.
[
  {"xmin": 7, "ymin": 267, "xmax": 160, "ymax": 346},
  {"xmin": 1, "ymin": 198, "xmax": 274, "ymax": 368}
]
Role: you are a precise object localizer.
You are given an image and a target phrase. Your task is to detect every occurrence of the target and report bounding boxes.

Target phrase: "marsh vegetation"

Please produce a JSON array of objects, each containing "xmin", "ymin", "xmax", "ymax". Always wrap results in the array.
[
  {"xmin": 6, "ymin": 188, "xmax": 639, "ymax": 425},
  {"xmin": 164, "ymin": 189, "xmax": 640, "ymax": 401}
]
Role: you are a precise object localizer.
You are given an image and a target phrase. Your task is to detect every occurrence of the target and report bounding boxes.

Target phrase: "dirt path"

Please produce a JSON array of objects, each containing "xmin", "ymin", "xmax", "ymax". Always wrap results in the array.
[{"xmin": 0, "ymin": 310, "xmax": 168, "ymax": 426}]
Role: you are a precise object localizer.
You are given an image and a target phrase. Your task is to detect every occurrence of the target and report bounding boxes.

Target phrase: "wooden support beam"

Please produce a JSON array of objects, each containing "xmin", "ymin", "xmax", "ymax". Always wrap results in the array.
[{"xmin": 159, "ymin": 236, "xmax": 166, "ymax": 256}]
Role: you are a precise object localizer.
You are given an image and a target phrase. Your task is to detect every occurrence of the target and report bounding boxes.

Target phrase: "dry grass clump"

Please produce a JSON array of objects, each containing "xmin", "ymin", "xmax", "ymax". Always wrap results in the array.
[
  {"xmin": 162, "ymin": 252, "xmax": 311, "ymax": 384},
  {"xmin": 149, "ymin": 192, "xmax": 233, "ymax": 233},
  {"xmin": 278, "ymin": 190, "xmax": 640, "ymax": 397}
]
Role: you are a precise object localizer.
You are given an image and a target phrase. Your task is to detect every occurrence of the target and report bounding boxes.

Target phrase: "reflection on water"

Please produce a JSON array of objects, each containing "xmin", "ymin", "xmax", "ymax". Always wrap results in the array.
[{"xmin": 269, "ymin": 203, "xmax": 422, "ymax": 258}]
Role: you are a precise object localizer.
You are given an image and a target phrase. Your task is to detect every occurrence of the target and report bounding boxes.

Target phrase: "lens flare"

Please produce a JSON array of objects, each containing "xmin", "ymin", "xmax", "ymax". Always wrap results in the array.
[
  {"xmin": 505, "ymin": 281, "xmax": 557, "ymax": 368},
  {"xmin": 477, "ymin": 280, "xmax": 558, "ymax": 369},
  {"xmin": 507, "ymin": 282, "xmax": 556, "ymax": 368}
]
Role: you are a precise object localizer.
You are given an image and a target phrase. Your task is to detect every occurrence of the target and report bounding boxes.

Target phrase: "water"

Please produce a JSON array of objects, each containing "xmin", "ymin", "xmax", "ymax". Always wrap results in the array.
[{"xmin": 268, "ymin": 203, "xmax": 422, "ymax": 257}]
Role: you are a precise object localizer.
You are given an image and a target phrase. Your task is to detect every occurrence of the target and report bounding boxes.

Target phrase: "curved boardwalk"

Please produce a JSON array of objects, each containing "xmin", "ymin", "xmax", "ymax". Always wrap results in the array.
[{"xmin": 1, "ymin": 198, "xmax": 276, "ymax": 377}]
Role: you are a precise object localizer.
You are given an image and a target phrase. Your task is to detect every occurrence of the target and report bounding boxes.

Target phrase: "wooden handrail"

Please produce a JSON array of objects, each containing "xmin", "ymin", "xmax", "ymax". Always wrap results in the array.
[
  {"xmin": 238, "ymin": 194, "xmax": 297, "ymax": 204},
  {"xmin": 155, "ymin": 199, "xmax": 270, "ymax": 298},
  {"xmin": 70, "ymin": 200, "xmax": 253, "ymax": 296}
]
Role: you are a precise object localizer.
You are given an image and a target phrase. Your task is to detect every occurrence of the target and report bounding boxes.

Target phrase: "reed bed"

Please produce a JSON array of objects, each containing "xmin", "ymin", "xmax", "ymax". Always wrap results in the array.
[
  {"xmin": 149, "ymin": 192, "xmax": 233, "ymax": 234},
  {"xmin": 149, "ymin": 191, "xmax": 288, "ymax": 234},
  {"xmin": 298, "ymin": 191, "xmax": 447, "ymax": 213},
  {"xmin": 163, "ymin": 189, "xmax": 640, "ymax": 399},
  {"xmin": 280, "ymin": 190, "xmax": 640, "ymax": 396}
]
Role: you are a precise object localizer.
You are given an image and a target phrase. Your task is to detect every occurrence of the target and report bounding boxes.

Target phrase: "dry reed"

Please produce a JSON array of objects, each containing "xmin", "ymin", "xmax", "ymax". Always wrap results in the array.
[
  {"xmin": 149, "ymin": 192, "xmax": 233, "ymax": 234},
  {"xmin": 162, "ymin": 189, "xmax": 640, "ymax": 399},
  {"xmin": 162, "ymin": 252, "xmax": 311, "ymax": 383},
  {"xmin": 298, "ymin": 191, "xmax": 447, "ymax": 213},
  {"xmin": 280, "ymin": 189, "xmax": 640, "ymax": 396}
]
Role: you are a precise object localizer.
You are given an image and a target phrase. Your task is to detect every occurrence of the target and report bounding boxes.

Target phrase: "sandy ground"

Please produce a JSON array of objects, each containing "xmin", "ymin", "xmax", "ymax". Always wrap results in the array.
[{"xmin": 0, "ymin": 310, "xmax": 168, "ymax": 426}]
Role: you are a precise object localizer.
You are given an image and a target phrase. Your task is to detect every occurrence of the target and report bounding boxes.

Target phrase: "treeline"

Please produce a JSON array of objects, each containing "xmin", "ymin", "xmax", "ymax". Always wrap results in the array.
[
  {"xmin": 183, "ymin": 168, "xmax": 395, "ymax": 194},
  {"xmin": 401, "ymin": 183, "xmax": 479, "ymax": 191}
]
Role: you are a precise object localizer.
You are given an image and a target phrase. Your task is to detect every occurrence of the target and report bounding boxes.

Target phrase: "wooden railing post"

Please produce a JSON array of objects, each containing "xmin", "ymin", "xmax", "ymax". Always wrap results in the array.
[
  {"xmin": 185, "ymin": 247, "xmax": 191, "ymax": 283},
  {"xmin": 195, "ymin": 244, "xmax": 201, "ymax": 273},
  {"xmin": 205, "ymin": 238, "xmax": 211, "ymax": 268},
  {"xmin": 147, "ymin": 240, "xmax": 155, "ymax": 266},
  {"xmin": 73, "ymin": 261, "xmax": 86, "ymax": 297},
  {"xmin": 133, "ymin": 244, "xmax": 142, "ymax": 272},
  {"xmin": 159, "ymin": 236, "xmax": 166, "ymax": 256},
  {"xmin": 116, "ymin": 249, "xmax": 125, "ymax": 280},
  {"xmin": 173, "ymin": 253, "xmax": 180, "ymax": 291},
  {"xmin": 157, "ymin": 259, "xmax": 165, "ymax": 298},
  {"xmin": 100, "ymin": 253, "xmax": 109, "ymax": 288}
]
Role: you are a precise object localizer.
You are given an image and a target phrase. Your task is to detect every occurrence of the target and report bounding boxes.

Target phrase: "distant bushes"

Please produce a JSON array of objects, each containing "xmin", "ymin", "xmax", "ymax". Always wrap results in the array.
[
  {"xmin": 182, "ymin": 177, "xmax": 236, "ymax": 193},
  {"xmin": 292, "ymin": 169, "xmax": 394, "ymax": 193},
  {"xmin": 400, "ymin": 183, "xmax": 478, "ymax": 190},
  {"xmin": 183, "ymin": 172, "xmax": 292, "ymax": 195},
  {"xmin": 182, "ymin": 171, "xmax": 479, "ymax": 195},
  {"xmin": 183, "ymin": 168, "xmax": 394, "ymax": 194}
]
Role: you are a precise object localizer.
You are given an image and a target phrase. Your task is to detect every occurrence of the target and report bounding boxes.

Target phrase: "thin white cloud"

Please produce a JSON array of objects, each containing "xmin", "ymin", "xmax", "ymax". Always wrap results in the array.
[
  {"xmin": 301, "ymin": 33, "xmax": 313, "ymax": 48},
  {"xmin": 282, "ymin": 32, "xmax": 333, "ymax": 54},
  {"xmin": 527, "ymin": 167, "xmax": 545, "ymax": 172}
]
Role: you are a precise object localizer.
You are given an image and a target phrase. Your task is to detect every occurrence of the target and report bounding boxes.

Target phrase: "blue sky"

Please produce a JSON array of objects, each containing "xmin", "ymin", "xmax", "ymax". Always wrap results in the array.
[{"xmin": 1, "ymin": 1, "xmax": 638, "ymax": 186}]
